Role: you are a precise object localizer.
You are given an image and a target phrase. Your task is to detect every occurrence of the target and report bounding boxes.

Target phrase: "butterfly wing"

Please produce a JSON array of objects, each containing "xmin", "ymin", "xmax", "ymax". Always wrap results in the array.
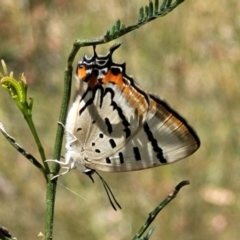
[{"xmin": 65, "ymin": 44, "xmax": 200, "ymax": 173}]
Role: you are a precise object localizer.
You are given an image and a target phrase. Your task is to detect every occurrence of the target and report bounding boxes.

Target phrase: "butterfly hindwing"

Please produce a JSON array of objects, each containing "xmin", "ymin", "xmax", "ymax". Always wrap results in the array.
[{"xmin": 83, "ymin": 91, "xmax": 200, "ymax": 172}]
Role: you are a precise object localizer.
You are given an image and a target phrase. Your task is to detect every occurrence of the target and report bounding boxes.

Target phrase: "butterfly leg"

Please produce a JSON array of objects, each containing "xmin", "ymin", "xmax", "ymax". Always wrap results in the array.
[
  {"xmin": 50, "ymin": 166, "xmax": 71, "ymax": 180},
  {"xmin": 45, "ymin": 159, "xmax": 70, "ymax": 166},
  {"xmin": 45, "ymin": 157, "xmax": 77, "ymax": 180}
]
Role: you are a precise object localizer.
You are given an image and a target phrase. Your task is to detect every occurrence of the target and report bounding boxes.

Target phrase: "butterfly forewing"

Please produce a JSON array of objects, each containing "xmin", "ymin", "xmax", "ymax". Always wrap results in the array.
[
  {"xmin": 71, "ymin": 80, "xmax": 149, "ymax": 160},
  {"xmin": 65, "ymin": 43, "xmax": 200, "ymax": 173}
]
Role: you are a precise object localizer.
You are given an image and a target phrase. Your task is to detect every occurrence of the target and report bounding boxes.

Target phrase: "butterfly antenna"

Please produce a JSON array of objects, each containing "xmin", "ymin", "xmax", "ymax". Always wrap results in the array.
[
  {"xmin": 87, "ymin": 173, "xmax": 95, "ymax": 183},
  {"xmin": 94, "ymin": 171, "xmax": 122, "ymax": 211}
]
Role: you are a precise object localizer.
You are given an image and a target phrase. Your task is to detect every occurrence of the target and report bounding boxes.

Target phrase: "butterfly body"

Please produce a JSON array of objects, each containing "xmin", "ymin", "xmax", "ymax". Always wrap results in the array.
[{"xmin": 61, "ymin": 43, "xmax": 200, "ymax": 174}]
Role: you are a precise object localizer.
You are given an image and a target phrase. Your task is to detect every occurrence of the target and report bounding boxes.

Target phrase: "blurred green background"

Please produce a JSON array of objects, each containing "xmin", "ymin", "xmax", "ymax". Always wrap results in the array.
[{"xmin": 1, "ymin": 0, "xmax": 240, "ymax": 239}]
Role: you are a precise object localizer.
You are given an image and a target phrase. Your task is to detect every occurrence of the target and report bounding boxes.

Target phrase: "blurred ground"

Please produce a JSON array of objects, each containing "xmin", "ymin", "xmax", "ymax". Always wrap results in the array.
[{"xmin": 1, "ymin": 0, "xmax": 240, "ymax": 239}]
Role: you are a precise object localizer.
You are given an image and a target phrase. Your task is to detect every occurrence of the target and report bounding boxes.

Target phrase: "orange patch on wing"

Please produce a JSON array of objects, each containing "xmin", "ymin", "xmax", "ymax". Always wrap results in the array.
[
  {"xmin": 123, "ymin": 86, "xmax": 149, "ymax": 116},
  {"xmin": 102, "ymin": 70, "xmax": 149, "ymax": 114},
  {"xmin": 102, "ymin": 70, "xmax": 124, "ymax": 89},
  {"xmin": 77, "ymin": 67, "xmax": 149, "ymax": 117},
  {"xmin": 103, "ymin": 70, "xmax": 149, "ymax": 117},
  {"xmin": 77, "ymin": 66, "xmax": 87, "ymax": 80},
  {"xmin": 150, "ymin": 98, "xmax": 192, "ymax": 141},
  {"xmin": 77, "ymin": 66, "xmax": 98, "ymax": 88}
]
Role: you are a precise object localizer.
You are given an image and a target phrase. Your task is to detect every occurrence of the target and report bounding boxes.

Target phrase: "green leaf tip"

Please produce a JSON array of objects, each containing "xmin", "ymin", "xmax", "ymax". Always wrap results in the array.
[
  {"xmin": 115, "ymin": 19, "xmax": 121, "ymax": 32},
  {"xmin": 1, "ymin": 60, "xmax": 8, "ymax": 76},
  {"xmin": 0, "ymin": 60, "xmax": 33, "ymax": 116},
  {"xmin": 166, "ymin": 0, "xmax": 173, "ymax": 8},
  {"xmin": 138, "ymin": 7, "xmax": 145, "ymax": 23},
  {"xmin": 145, "ymin": 5, "xmax": 149, "ymax": 18},
  {"xmin": 154, "ymin": 0, "xmax": 159, "ymax": 13},
  {"xmin": 149, "ymin": 1, "xmax": 154, "ymax": 17}
]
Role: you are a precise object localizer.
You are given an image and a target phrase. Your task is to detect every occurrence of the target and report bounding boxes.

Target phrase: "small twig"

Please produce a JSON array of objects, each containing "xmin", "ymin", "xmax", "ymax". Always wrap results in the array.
[
  {"xmin": 0, "ymin": 122, "xmax": 46, "ymax": 178},
  {"xmin": 132, "ymin": 180, "xmax": 190, "ymax": 240}
]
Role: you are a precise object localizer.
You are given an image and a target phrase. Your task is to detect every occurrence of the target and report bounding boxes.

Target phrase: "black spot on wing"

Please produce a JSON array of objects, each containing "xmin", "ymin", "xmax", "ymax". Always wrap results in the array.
[
  {"xmin": 119, "ymin": 152, "xmax": 124, "ymax": 164},
  {"xmin": 143, "ymin": 123, "xmax": 167, "ymax": 163},
  {"xmin": 105, "ymin": 118, "xmax": 113, "ymax": 134},
  {"xmin": 133, "ymin": 147, "xmax": 141, "ymax": 161},
  {"xmin": 109, "ymin": 139, "xmax": 116, "ymax": 148},
  {"xmin": 124, "ymin": 128, "xmax": 131, "ymax": 138},
  {"xmin": 106, "ymin": 157, "xmax": 111, "ymax": 164},
  {"xmin": 95, "ymin": 149, "xmax": 101, "ymax": 153}
]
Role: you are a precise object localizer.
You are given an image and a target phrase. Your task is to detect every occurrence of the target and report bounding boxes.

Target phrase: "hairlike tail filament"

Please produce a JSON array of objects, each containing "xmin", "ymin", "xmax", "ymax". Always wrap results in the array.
[{"xmin": 85, "ymin": 170, "xmax": 122, "ymax": 211}]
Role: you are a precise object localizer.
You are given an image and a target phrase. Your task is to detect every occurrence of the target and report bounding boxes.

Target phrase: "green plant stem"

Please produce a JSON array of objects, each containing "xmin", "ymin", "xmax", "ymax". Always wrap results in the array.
[
  {"xmin": 25, "ymin": 116, "xmax": 50, "ymax": 174},
  {"xmin": 45, "ymin": 178, "xmax": 56, "ymax": 240},
  {"xmin": 45, "ymin": 65, "xmax": 73, "ymax": 240},
  {"xmin": 52, "ymin": 66, "xmax": 73, "ymax": 175}
]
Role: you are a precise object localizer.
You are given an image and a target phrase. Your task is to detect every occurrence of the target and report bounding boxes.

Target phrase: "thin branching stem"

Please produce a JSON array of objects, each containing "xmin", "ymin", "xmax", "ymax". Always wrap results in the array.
[
  {"xmin": 25, "ymin": 117, "xmax": 49, "ymax": 173},
  {"xmin": 132, "ymin": 180, "xmax": 190, "ymax": 240}
]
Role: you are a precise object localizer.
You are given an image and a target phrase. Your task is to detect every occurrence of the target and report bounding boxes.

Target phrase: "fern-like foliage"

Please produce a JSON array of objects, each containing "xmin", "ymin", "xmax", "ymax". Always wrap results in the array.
[
  {"xmin": 71, "ymin": 0, "xmax": 184, "ymax": 57},
  {"xmin": 70, "ymin": 0, "xmax": 184, "ymax": 65},
  {"xmin": 105, "ymin": 0, "xmax": 184, "ymax": 40}
]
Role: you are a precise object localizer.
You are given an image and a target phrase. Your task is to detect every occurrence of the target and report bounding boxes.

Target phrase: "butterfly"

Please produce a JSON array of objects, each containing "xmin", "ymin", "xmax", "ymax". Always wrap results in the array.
[{"xmin": 49, "ymin": 43, "xmax": 200, "ymax": 209}]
